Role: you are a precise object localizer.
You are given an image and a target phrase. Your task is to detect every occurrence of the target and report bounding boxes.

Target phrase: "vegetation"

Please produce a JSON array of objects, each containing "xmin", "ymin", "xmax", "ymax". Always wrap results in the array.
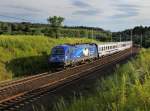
[
  {"xmin": 53, "ymin": 49, "xmax": 150, "ymax": 111},
  {"xmin": 0, "ymin": 35, "xmax": 97, "ymax": 82},
  {"xmin": 113, "ymin": 26, "xmax": 150, "ymax": 48},
  {"xmin": 0, "ymin": 21, "xmax": 111, "ymax": 42},
  {"xmin": 47, "ymin": 16, "xmax": 65, "ymax": 38}
]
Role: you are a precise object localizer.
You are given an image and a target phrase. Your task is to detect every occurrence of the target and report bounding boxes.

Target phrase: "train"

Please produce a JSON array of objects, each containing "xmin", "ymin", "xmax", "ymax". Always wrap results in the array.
[{"xmin": 48, "ymin": 41, "xmax": 132, "ymax": 69}]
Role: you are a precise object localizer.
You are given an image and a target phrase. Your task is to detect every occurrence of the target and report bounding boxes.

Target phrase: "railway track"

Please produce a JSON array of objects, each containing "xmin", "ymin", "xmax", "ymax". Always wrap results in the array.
[{"xmin": 0, "ymin": 47, "xmax": 139, "ymax": 111}]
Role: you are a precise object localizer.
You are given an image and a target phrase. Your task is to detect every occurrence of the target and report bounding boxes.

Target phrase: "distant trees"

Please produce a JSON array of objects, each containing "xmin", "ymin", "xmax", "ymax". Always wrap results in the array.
[
  {"xmin": 0, "ymin": 21, "xmax": 110, "ymax": 42},
  {"xmin": 113, "ymin": 26, "xmax": 150, "ymax": 48},
  {"xmin": 47, "ymin": 16, "xmax": 64, "ymax": 38}
]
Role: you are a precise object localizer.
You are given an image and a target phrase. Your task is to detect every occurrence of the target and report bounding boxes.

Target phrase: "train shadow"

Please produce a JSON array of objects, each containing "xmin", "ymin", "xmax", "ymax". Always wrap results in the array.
[{"xmin": 6, "ymin": 55, "xmax": 50, "ymax": 77}]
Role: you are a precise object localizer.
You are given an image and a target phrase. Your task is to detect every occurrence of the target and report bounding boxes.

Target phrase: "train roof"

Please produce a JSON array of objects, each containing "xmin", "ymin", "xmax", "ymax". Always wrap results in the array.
[
  {"xmin": 53, "ymin": 41, "xmax": 132, "ymax": 48},
  {"xmin": 97, "ymin": 41, "xmax": 132, "ymax": 45}
]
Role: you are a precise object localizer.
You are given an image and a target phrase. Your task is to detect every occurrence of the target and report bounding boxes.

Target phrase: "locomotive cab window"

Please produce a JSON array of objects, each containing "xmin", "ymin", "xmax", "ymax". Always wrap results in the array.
[{"xmin": 51, "ymin": 48, "xmax": 65, "ymax": 55}]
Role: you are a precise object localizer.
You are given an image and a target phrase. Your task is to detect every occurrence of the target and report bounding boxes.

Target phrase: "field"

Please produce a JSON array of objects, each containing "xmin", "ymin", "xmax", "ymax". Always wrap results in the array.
[
  {"xmin": 0, "ymin": 35, "xmax": 97, "ymax": 82},
  {"xmin": 53, "ymin": 49, "xmax": 150, "ymax": 111}
]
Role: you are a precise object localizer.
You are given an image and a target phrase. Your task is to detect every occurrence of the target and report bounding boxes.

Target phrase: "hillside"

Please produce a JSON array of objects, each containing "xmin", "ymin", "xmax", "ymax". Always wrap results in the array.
[
  {"xmin": 54, "ymin": 49, "xmax": 150, "ymax": 111},
  {"xmin": 0, "ymin": 21, "xmax": 111, "ymax": 41},
  {"xmin": 0, "ymin": 35, "xmax": 97, "ymax": 81}
]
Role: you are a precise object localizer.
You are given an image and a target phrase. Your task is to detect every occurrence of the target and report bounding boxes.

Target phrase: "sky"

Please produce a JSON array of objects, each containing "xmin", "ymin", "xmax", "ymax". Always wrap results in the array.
[{"xmin": 0, "ymin": 0, "xmax": 150, "ymax": 31}]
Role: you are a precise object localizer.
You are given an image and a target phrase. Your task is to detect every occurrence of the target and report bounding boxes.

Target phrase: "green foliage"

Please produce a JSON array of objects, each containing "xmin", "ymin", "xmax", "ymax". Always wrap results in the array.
[
  {"xmin": 0, "ymin": 35, "xmax": 96, "ymax": 82},
  {"xmin": 47, "ymin": 16, "xmax": 65, "ymax": 38},
  {"xmin": 0, "ymin": 21, "xmax": 110, "ymax": 41},
  {"xmin": 113, "ymin": 26, "xmax": 150, "ymax": 48},
  {"xmin": 47, "ymin": 16, "xmax": 64, "ymax": 28},
  {"xmin": 54, "ymin": 49, "xmax": 150, "ymax": 111}
]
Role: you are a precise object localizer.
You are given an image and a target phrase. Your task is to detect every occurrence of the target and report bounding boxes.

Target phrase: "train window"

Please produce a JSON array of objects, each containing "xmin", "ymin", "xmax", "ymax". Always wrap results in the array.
[
  {"xmin": 100, "ymin": 47, "xmax": 102, "ymax": 51},
  {"xmin": 51, "ymin": 48, "xmax": 65, "ymax": 55}
]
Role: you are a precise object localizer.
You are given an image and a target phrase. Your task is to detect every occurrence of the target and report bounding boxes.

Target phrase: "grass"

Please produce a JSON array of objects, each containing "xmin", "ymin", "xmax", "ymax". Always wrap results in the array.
[
  {"xmin": 0, "ymin": 35, "xmax": 97, "ymax": 82},
  {"xmin": 53, "ymin": 49, "xmax": 150, "ymax": 111}
]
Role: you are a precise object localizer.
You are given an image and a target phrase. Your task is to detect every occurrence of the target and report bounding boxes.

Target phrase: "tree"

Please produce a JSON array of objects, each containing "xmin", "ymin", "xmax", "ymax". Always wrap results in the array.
[{"xmin": 47, "ymin": 16, "xmax": 64, "ymax": 38}]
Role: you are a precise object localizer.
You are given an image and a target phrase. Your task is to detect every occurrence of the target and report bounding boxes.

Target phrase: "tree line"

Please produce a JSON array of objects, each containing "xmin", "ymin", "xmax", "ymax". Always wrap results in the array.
[
  {"xmin": 0, "ymin": 16, "xmax": 111, "ymax": 42},
  {"xmin": 113, "ymin": 26, "xmax": 150, "ymax": 48}
]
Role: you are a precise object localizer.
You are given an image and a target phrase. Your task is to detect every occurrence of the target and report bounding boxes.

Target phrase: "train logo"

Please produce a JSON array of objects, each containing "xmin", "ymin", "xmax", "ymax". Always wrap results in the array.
[{"xmin": 83, "ymin": 48, "xmax": 89, "ymax": 56}]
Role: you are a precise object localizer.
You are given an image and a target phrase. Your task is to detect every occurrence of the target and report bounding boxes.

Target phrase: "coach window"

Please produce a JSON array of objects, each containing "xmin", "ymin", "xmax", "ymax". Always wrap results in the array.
[{"xmin": 100, "ymin": 47, "xmax": 102, "ymax": 51}]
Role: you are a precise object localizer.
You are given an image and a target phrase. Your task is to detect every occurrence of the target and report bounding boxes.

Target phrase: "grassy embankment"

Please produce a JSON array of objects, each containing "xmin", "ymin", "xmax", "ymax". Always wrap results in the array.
[
  {"xmin": 0, "ymin": 35, "xmax": 97, "ymax": 82},
  {"xmin": 54, "ymin": 49, "xmax": 150, "ymax": 111}
]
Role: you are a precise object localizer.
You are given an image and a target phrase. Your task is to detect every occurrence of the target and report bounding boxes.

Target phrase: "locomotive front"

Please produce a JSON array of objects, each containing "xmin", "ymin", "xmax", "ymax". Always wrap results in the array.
[{"xmin": 49, "ymin": 45, "xmax": 67, "ymax": 68}]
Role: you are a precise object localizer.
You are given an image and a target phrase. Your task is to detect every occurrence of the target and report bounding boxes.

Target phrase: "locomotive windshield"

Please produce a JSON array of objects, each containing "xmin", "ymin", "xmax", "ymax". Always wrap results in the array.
[{"xmin": 51, "ymin": 48, "xmax": 65, "ymax": 55}]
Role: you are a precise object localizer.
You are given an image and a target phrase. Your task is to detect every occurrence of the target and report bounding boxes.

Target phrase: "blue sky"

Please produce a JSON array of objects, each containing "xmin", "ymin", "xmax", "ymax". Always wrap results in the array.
[{"xmin": 0, "ymin": 0, "xmax": 150, "ymax": 31}]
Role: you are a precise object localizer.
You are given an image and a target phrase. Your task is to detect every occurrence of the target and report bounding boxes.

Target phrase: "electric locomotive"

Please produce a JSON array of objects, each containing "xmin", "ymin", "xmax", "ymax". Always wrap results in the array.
[{"xmin": 49, "ymin": 43, "xmax": 98, "ymax": 68}]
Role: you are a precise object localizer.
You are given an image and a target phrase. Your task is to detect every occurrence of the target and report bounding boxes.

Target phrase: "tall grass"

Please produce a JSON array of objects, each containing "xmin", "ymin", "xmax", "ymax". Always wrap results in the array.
[
  {"xmin": 0, "ymin": 35, "xmax": 97, "ymax": 82},
  {"xmin": 54, "ymin": 49, "xmax": 150, "ymax": 111}
]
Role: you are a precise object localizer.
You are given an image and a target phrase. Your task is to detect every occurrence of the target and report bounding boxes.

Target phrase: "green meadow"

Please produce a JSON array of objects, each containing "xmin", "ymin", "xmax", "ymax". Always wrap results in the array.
[
  {"xmin": 54, "ymin": 49, "xmax": 150, "ymax": 111},
  {"xmin": 0, "ymin": 35, "xmax": 96, "ymax": 82}
]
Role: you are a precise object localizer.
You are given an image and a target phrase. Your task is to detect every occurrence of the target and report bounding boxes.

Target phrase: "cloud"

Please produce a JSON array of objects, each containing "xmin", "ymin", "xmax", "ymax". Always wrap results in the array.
[
  {"xmin": 6, "ymin": 5, "xmax": 41, "ymax": 13},
  {"xmin": 112, "ymin": 4, "xmax": 140, "ymax": 18},
  {"xmin": 73, "ymin": 9, "xmax": 100, "ymax": 16},
  {"xmin": 71, "ymin": 1, "xmax": 91, "ymax": 8},
  {"xmin": 71, "ymin": 0, "xmax": 101, "ymax": 16}
]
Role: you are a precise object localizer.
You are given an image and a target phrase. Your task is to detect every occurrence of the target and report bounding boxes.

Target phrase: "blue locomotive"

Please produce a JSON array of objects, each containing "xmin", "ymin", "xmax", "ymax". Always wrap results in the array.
[{"xmin": 49, "ymin": 43, "xmax": 98, "ymax": 68}]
